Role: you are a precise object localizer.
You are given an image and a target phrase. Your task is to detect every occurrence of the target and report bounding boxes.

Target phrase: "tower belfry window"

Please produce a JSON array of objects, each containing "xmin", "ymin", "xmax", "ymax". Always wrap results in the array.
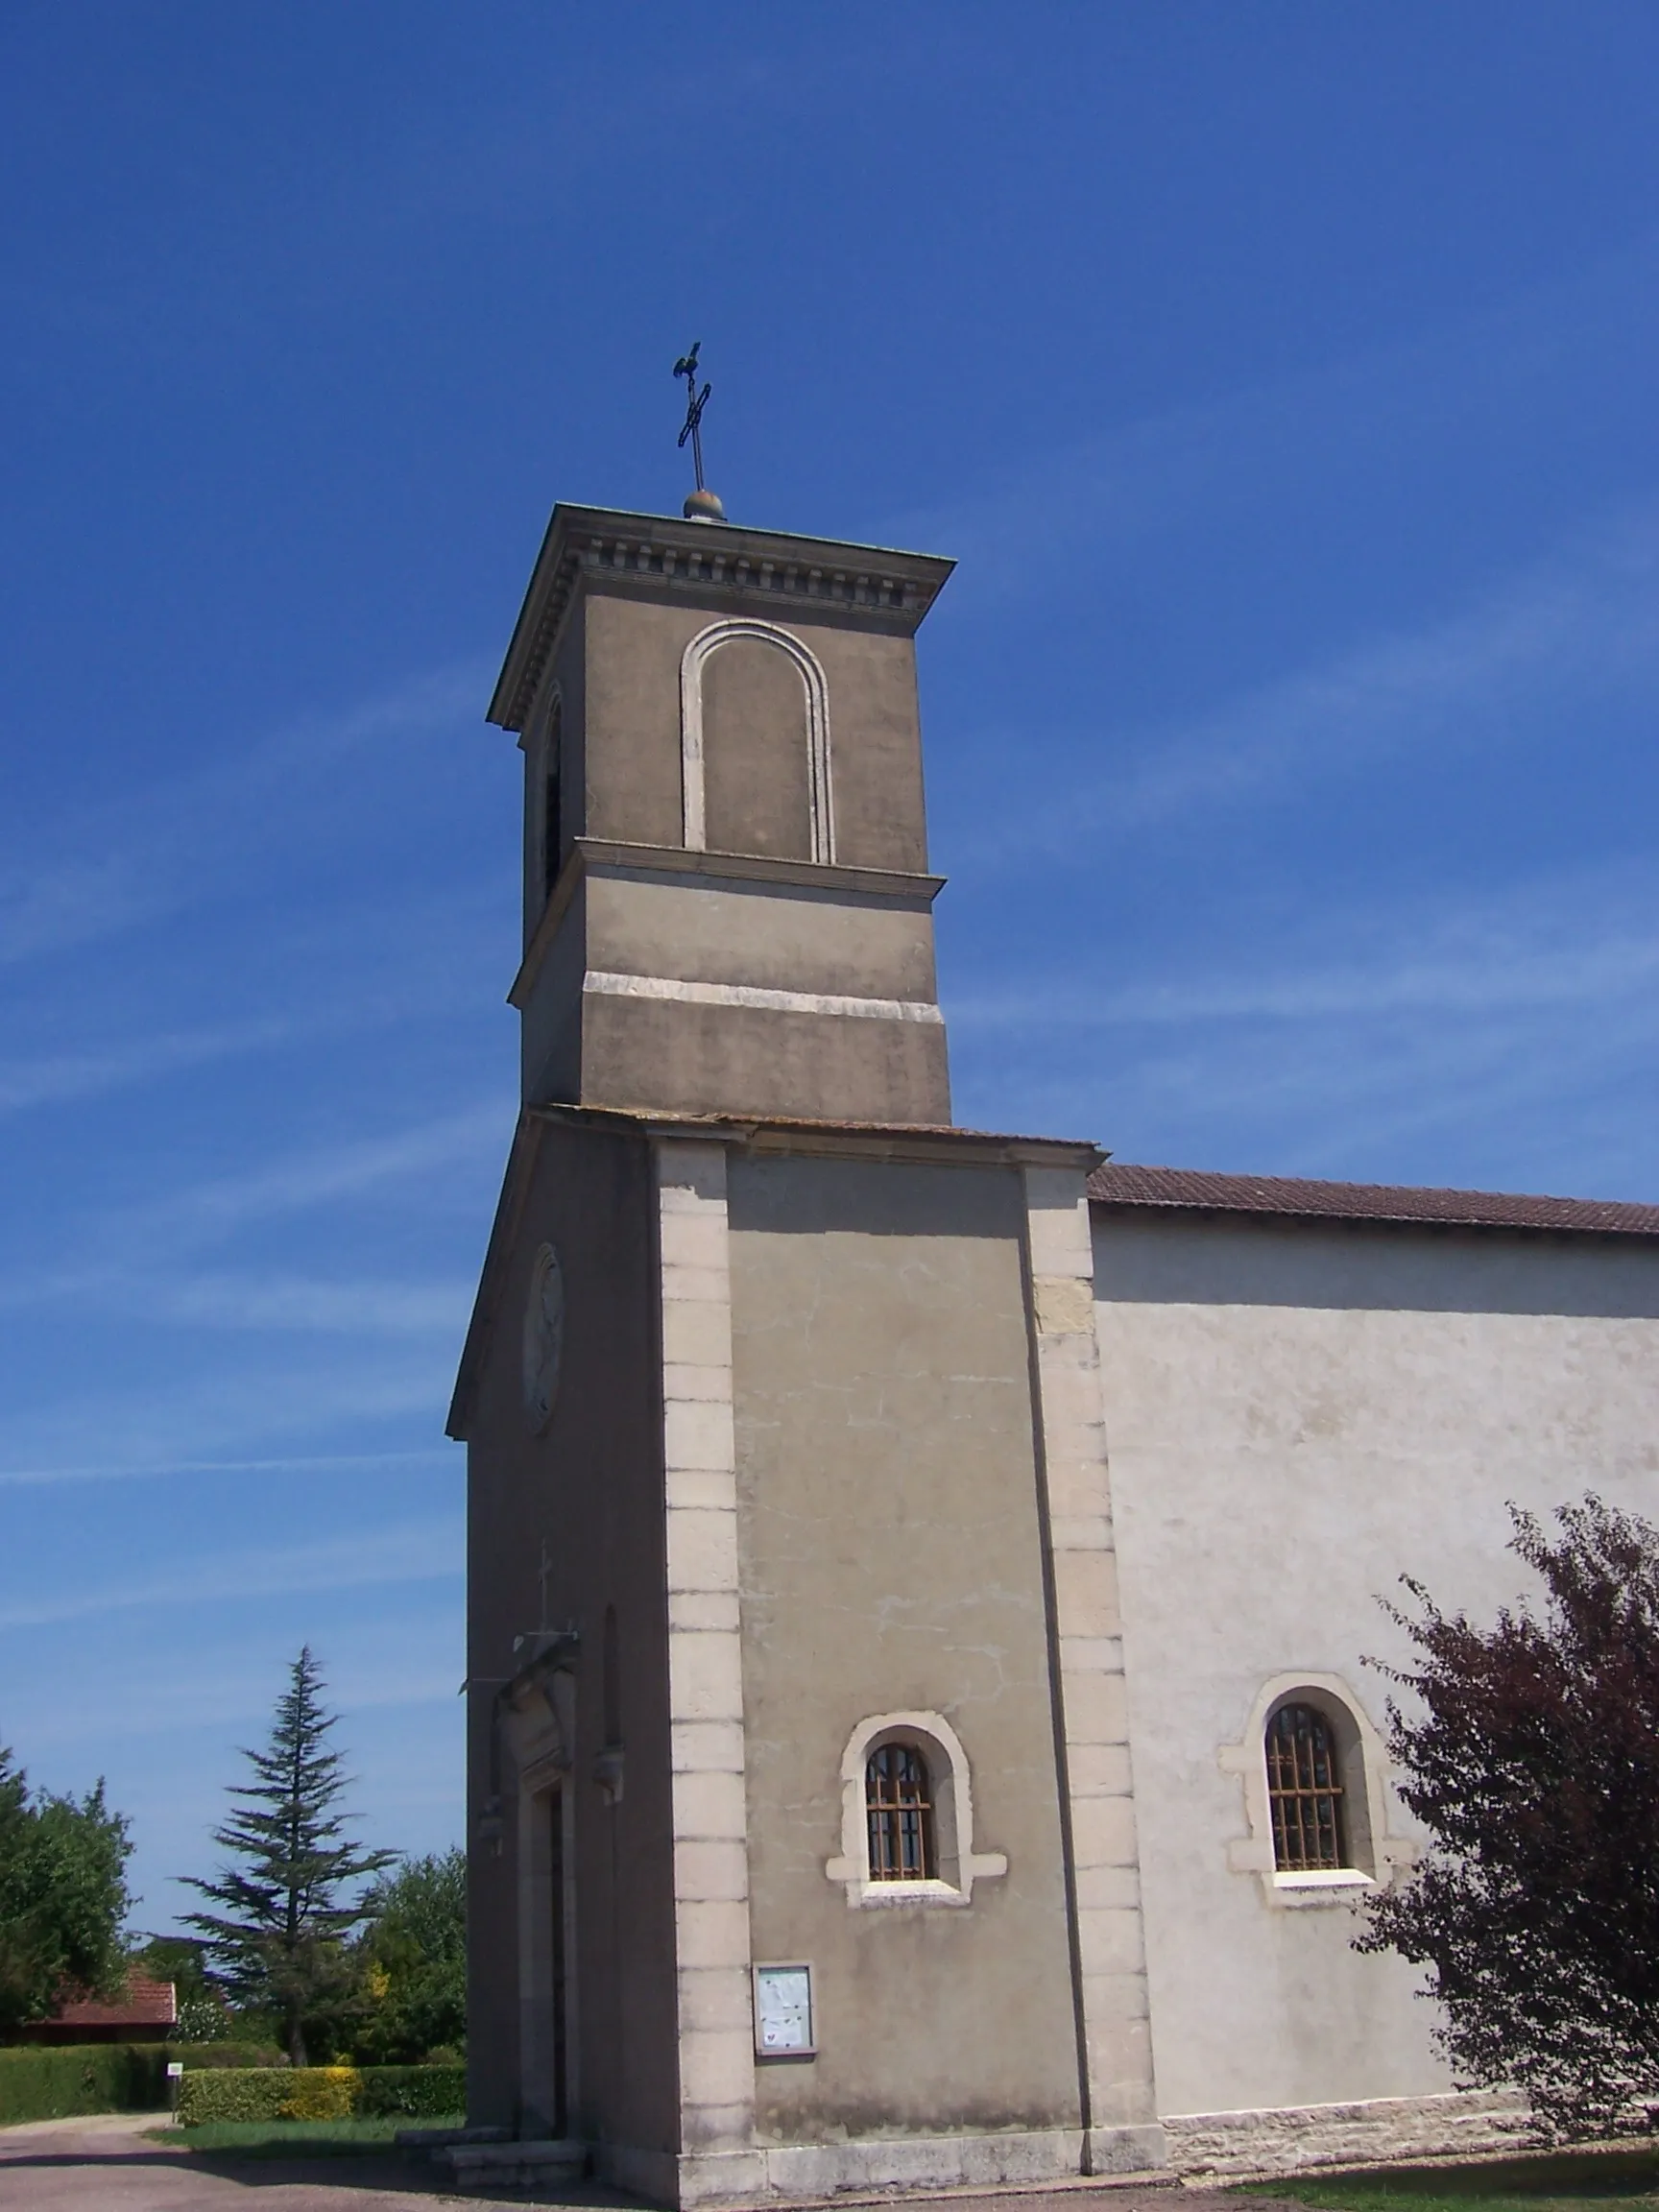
[{"xmin": 541, "ymin": 698, "xmax": 564, "ymax": 906}]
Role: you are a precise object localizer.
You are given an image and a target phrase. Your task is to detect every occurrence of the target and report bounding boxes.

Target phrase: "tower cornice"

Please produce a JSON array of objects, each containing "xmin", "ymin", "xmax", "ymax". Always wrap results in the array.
[{"xmin": 488, "ymin": 503, "xmax": 956, "ymax": 734}]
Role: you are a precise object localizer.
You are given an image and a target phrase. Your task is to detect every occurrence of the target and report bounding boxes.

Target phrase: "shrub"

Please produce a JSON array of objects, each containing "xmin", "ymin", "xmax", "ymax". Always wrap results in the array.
[
  {"xmin": 169, "ymin": 2040, "xmax": 283, "ymax": 2071},
  {"xmin": 279, "ymin": 2067, "xmax": 358, "ymax": 2120},
  {"xmin": 353, "ymin": 1850, "xmax": 466, "ymax": 2064},
  {"xmin": 177, "ymin": 2065, "xmax": 358, "ymax": 2126},
  {"xmin": 169, "ymin": 1997, "xmax": 229, "ymax": 2043},
  {"xmin": 356, "ymin": 2063, "xmax": 467, "ymax": 2118},
  {"xmin": 175, "ymin": 2060, "xmax": 466, "ymax": 2128},
  {"xmin": 0, "ymin": 2042, "xmax": 168, "ymax": 2124}
]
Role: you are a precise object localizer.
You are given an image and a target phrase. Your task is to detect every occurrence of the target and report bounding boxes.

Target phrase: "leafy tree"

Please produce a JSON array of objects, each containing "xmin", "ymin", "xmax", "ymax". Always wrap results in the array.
[
  {"xmin": 0, "ymin": 1746, "xmax": 132, "ymax": 2032},
  {"xmin": 180, "ymin": 1647, "xmax": 394, "ymax": 2064},
  {"xmin": 1358, "ymin": 1494, "xmax": 1659, "ymax": 2140},
  {"xmin": 353, "ymin": 1848, "xmax": 466, "ymax": 2063}
]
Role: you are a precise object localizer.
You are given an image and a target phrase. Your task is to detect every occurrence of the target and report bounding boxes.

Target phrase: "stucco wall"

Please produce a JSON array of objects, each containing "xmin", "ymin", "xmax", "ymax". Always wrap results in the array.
[
  {"xmin": 466, "ymin": 1119, "xmax": 680, "ymax": 2153},
  {"xmin": 581, "ymin": 591, "xmax": 929, "ymax": 873},
  {"xmin": 1092, "ymin": 1209, "xmax": 1659, "ymax": 2122},
  {"xmin": 727, "ymin": 1153, "xmax": 1081, "ymax": 2143}
]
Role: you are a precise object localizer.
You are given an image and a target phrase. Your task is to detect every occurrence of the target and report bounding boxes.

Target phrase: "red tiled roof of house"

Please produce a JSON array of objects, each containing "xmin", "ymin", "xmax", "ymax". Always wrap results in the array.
[
  {"xmin": 1087, "ymin": 1164, "xmax": 1659, "ymax": 1238},
  {"xmin": 50, "ymin": 1977, "xmax": 177, "ymax": 2029}
]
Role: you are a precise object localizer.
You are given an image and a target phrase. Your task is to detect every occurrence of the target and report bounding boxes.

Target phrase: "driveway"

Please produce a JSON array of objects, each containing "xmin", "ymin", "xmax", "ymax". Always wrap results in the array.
[
  {"xmin": 0, "ymin": 2111, "xmax": 617, "ymax": 2209},
  {"xmin": 0, "ymin": 2113, "xmax": 1308, "ymax": 2212}
]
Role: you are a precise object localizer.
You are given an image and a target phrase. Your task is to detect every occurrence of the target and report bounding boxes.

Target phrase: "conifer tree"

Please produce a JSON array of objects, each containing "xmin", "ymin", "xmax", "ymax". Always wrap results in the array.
[{"xmin": 181, "ymin": 1647, "xmax": 394, "ymax": 2063}]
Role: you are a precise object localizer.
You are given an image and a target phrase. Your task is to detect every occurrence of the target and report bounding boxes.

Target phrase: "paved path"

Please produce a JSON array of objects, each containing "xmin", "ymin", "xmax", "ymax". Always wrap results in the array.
[
  {"xmin": 0, "ymin": 2113, "xmax": 1309, "ymax": 2212},
  {"xmin": 0, "ymin": 2111, "xmax": 512, "ymax": 2208}
]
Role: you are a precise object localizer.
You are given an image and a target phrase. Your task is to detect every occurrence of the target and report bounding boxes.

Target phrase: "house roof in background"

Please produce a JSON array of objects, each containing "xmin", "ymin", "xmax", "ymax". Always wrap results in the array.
[
  {"xmin": 1087, "ymin": 1164, "xmax": 1659, "ymax": 1239},
  {"xmin": 49, "ymin": 1977, "xmax": 177, "ymax": 2029}
]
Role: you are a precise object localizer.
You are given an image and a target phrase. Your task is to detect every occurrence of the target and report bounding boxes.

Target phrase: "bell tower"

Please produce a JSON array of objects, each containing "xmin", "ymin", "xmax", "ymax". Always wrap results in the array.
[
  {"xmin": 453, "ymin": 486, "xmax": 1158, "ymax": 2204},
  {"xmin": 489, "ymin": 505, "xmax": 956, "ymax": 1125}
]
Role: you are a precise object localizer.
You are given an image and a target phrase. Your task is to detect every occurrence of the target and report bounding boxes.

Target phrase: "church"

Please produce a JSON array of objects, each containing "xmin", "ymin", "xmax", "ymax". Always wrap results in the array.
[{"xmin": 447, "ymin": 488, "xmax": 1659, "ymax": 2206}]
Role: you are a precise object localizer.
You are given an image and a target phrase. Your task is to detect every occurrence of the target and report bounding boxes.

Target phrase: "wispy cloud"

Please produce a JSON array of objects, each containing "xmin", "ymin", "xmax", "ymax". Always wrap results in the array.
[
  {"xmin": 0, "ymin": 1520, "xmax": 461, "ymax": 1632},
  {"xmin": 121, "ymin": 1271, "xmax": 473, "ymax": 1336},
  {"xmin": 0, "ymin": 1448, "xmax": 451, "ymax": 1491},
  {"xmin": 888, "ymin": 224, "xmax": 1659, "ymax": 609},
  {"xmin": 0, "ymin": 1016, "xmax": 301, "ymax": 1114},
  {"xmin": 3, "ymin": 1639, "xmax": 466, "ymax": 1757},
  {"xmin": 0, "ymin": 663, "xmax": 487, "ymax": 971},
  {"xmin": 946, "ymin": 497, "xmax": 1659, "ymax": 871},
  {"xmin": 0, "ymin": 1351, "xmax": 460, "ymax": 1491},
  {"xmin": 953, "ymin": 866, "xmax": 1659, "ymax": 1198},
  {"xmin": 957, "ymin": 865, "xmax": 1659, "ymax": 1032},
  {"xmin": 99, "ymin": 1100, "xmax": 510, "ymax": 1253}
]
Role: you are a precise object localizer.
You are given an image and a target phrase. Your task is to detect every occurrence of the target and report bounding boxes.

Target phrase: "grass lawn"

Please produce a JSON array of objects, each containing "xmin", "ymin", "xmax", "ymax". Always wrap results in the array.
[
  {"xmin": 144, "ymin": 2114, "xmax": 465, "ymax": 2158},
  {"xmin": 1255, "ymin": 2147, "xmax": 1659, "ymax": 2212}
]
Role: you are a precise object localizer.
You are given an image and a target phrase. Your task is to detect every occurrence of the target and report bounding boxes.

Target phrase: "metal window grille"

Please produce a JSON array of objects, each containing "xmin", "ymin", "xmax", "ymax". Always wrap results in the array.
[
  {"xmin": 1265, "ymin": 1702, "xmax": 1347, "ymax": 1871},
  {"xmin": 865, "ymin": 1742, "xmax": 937, "ymax": 1881}
]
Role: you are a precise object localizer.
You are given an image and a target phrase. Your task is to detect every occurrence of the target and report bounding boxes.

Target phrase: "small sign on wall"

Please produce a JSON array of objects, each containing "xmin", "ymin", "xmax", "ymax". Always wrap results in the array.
[{"xmin": 753, "ymin": 1961, "xmax": 814, "ymax": 2057}]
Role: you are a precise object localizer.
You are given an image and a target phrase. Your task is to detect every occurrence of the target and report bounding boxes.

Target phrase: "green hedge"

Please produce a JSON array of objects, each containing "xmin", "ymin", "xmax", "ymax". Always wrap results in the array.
[
  {"xmin": 177, "ymin": 2068, "xmax": 355, "ymax": 2125},
  {"xmin": 0, "ymin": 2043, "xmax": 170, "ymax": 2125},
  {"xmin": 356, "ymin": 2064, "xmax": 467, "ymax": 2118},
  {"xmin": 177, "ymin": 2063, "xmax": 466, "ymax": 2128},
  {"xmin": 169, "ymin": 2042, "xmax": 283, "ymax": 2071}
]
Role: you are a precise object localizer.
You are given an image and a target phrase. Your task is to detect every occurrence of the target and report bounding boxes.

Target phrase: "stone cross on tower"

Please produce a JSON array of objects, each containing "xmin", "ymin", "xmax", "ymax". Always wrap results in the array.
[{"xmin": 673, "ymin": 341, "xmax": 724, "ymax": 523}]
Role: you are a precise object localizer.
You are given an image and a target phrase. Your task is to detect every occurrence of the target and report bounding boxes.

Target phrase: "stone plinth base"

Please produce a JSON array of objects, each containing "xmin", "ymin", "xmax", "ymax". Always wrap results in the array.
[
  {"xmin": 605, "ymin": 2122, "xmax": 1169, "ymax": 2207},
  {"xmin": 1166, "ymin": 2091, "xmax": 1534, "ymax": 2179},
  {"xmin": 435, "ymin": 2135, "xmax": 588, "ymax": 2190}
]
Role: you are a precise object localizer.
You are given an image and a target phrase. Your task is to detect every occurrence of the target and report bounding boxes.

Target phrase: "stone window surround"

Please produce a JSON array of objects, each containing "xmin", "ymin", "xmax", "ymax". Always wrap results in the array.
[
  {"xmin": 680, "ymin": 617, "xmax": 834, "ymax": 864},
  {"xmin": 1219, "ymin": 1671, "xmax": 1418, "ymax": 1911},
  {"xmin": 825, "ymin": 1709, "xmax": 1007, "ymax": 1909}
]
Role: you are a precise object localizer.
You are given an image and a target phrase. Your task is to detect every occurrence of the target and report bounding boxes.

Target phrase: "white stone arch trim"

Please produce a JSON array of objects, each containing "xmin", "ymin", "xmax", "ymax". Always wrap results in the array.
[
  {"xmin": 680, "ymin": 618, "xmax": 834, "ymax": 863},
  {"xmin": 1218, "ymin": 1671, "xmax": 1419, "ymax": 1911},
  {"xmin": 825, "ymin": 1710, "xmax": 1007, "ymax": 1909}
]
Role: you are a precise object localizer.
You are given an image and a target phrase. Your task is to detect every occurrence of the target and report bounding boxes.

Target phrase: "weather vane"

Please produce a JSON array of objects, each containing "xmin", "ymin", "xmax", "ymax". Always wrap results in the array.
[{"xmin": 673, "ymin": 341, "xmax": 725, "ymax": 521}]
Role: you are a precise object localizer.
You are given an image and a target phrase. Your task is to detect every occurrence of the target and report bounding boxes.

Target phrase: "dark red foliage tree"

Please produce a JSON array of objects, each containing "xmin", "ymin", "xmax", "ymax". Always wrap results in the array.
[{"xmin": 1358, "ymin": 1495, "xmax": 1659, "ymax": 2140}]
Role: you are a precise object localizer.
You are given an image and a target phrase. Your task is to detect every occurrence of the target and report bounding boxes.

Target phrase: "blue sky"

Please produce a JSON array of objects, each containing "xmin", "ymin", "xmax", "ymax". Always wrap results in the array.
[{"xmin": 1, "ymin": 4, "xmax": 1655, "ymax": 1938}]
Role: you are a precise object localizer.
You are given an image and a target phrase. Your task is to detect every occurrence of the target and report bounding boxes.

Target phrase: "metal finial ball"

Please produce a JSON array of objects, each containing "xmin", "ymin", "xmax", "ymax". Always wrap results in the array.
[{"xmin": 684, "ymin": 487, "xmax": 726, "ymax": 523}]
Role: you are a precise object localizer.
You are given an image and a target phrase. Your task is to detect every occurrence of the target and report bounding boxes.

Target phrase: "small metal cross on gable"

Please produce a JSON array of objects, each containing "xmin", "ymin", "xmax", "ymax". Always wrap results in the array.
[
  {"xmin": 674, "ymin": 340, "xmax": 712, "ymax": 492},
  {"xmin": 537, "ymin": 1539, "xmax": 553, "ymax": 1630}
]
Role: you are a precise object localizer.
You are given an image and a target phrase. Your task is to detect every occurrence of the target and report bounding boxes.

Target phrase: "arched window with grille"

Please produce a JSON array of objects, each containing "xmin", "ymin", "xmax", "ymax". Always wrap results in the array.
[
  {"xmin": 865, "ymin": 1741, "xmax": 937, "ymax": 1882},
  {"xmin": 827, "ymin": 1711, "xmax": 1007, "ymax": 1907},
  {"xmin": 1265, "ymin": 1701, "xmax": 1348, "ymax": 1872}
]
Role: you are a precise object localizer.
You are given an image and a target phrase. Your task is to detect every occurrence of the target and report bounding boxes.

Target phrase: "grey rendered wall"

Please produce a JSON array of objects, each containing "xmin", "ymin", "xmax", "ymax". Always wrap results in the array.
[
  {"xmin": 727, "ymin": 1154, "xmax": 1081, "ymax": 2143},
  {"xmin": 581, "ymin": 591, "xmax": 930, "ymax": 872},
  {"xmin": 1092, "ymin": 1210, "xmax": 1659, "ymax": 2121},
  {"xmin": 467, "ymin": 1119, "xmax": 680, "ymax": 2154}
]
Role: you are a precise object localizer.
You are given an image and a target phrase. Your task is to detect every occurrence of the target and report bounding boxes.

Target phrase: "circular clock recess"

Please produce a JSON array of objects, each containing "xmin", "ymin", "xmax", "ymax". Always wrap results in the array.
[{"xmin": 522, "ymin": 1242, "xmax": 565, "ymax": 1433}]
